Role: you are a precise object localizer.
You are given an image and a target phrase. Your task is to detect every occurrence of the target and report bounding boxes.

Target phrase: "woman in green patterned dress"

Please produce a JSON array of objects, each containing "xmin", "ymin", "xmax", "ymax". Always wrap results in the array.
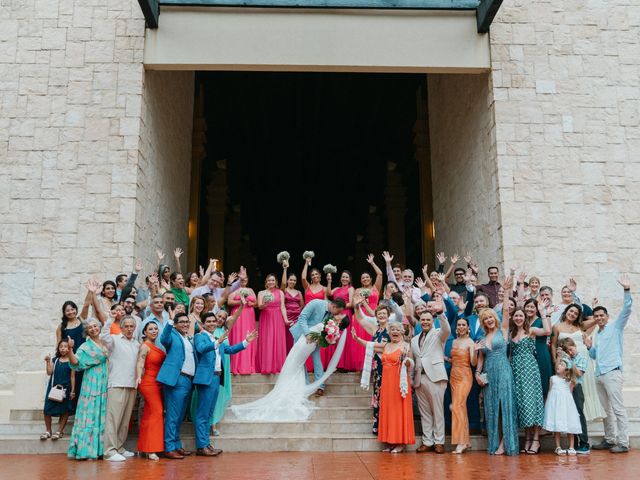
[
  {"xmin": 508, "ymin": 302, "xmax": 552, "ymax": 454},
  {"xmin": 67, "ymin": 319, "xmax": 109, "ymax": 460}
]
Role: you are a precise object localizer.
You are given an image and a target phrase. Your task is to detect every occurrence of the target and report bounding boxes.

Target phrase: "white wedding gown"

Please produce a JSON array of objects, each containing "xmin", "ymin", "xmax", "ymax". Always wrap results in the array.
[{"xmin": 230, "ymin": 323, "xmax": 347, "ymax": 422}]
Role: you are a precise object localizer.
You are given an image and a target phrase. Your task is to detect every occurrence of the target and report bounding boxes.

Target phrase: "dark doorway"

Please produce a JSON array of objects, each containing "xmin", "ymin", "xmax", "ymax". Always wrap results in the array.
[{"xmin": 196, "ymin": 71, "xmax": 427, "ymax": 284}]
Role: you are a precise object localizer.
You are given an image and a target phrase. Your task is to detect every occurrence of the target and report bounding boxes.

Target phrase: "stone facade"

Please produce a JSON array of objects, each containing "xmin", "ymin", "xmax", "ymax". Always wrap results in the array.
[{"xmin": 490, "ymin": 1, "xmax": 640, "ymax": 397}]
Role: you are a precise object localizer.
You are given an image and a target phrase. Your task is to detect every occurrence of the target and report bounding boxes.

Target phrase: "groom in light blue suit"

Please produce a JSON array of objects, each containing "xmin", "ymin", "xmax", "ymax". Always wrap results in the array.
[{"xmin": 290, "ymin": 298, "xmax": 347, "ymax": 395}]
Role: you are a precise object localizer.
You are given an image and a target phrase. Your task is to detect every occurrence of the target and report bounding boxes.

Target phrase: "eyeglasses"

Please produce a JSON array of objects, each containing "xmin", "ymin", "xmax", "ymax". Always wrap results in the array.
[{"xmin": 176, "ymin": 320, "xmax": 190, "ymax": 324}]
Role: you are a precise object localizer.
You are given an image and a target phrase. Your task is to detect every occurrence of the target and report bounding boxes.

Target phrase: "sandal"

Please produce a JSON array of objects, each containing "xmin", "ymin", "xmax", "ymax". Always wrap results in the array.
[
  {"xmin": 40, "ymin": 432, "xmax": 51, "ymax": 441},
  {"xmin": 382, "ymin": 445, "xmax": 393, "ymax": 452},
  {"xmin": 51, "ymin": 431, "xmax": 64, "ymax": 441},
  {"xmin": 555, "ymin": 447, "xmax": 567, "ymax": 456},
  {"xmin": 526, "ymin": 440, "xmax": 540, "ymax": 455},
  {"xmin": 391, "ymin": 446, "xmax": 406, "ymax": 454}
]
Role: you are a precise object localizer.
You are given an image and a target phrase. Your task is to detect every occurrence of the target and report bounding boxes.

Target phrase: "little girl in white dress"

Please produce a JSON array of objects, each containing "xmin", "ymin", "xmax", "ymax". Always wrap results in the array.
[{"xmin": 543, "ymin": 357, "xmax": 583, "ymax": 455}]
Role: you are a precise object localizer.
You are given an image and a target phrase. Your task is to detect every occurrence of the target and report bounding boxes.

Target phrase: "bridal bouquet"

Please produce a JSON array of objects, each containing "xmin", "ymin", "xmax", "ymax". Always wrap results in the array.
[
  {"xmin": 239, "ymin": 288, "xmax": 251, "ymax": 298},
  {"xmin": 308, "ymin": 316, "xmax": 341, "ymax": 348},
  {"xmin": 323, "ymin": 264, "xmax": 337, "ymax": 274},
  {"xmin": 360, "ymin": 288, "xmax": 372, "ymax": 299},
  {"xmin": 276, "ymin": 251, "xmax": 290, "ymax": 264},
  {"xmin": 302, "ymin": 250, "xmax": 315, "ymax": 261},
  {"xmin": 263, "ymin": 292, "xmax": 274, "ymax": 303}
]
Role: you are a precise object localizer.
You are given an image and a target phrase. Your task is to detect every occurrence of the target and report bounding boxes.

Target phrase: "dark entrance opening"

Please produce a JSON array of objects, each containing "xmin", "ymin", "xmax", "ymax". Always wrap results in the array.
[{"xmin": 195, "ymin": 72, "xmax": 428, "ymax": 284}]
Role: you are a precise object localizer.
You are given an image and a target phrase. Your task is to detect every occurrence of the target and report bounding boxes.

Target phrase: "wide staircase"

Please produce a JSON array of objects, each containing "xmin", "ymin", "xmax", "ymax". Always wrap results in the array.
[{"xmin": 1, "ymin": 372, "xmax": 639, "ymax": 453}]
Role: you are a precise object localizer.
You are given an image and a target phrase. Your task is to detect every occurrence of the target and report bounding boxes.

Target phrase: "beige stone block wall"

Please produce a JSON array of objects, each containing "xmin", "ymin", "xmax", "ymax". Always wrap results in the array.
[
  {"xmin": 428, "ymin": 72, "xmax": 502, "ymax": 273},
  {"xmin": 134, "ymin": 70, "xmax": 194, "ymax": 272},
  {"xmin": 491, "ymin": 1, "xmax": 640, "ymax": 395}
]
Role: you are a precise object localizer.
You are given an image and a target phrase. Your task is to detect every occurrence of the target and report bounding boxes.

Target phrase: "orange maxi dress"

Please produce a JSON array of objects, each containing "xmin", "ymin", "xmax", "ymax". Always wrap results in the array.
[
  {"xmin": 136, "ymin": 341, "xmax": 166, "ymax": 453},
  {"xmin": 450, "ymin": 347, "xmax": 473, "ymax": 446},
  {"xmin": 378, "ymin": 348, "xmax": 415, "ymax": 445}
]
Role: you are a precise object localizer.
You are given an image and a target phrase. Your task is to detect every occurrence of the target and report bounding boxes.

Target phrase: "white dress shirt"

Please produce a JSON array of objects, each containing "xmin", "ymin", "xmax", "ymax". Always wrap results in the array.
[
  {"xmin": 180, "ymin": 333, "xmax": 196, "ymax": 376},
  {"xmin": 100, "ymin": 317, "xmax": 140, "ymax": 388}
]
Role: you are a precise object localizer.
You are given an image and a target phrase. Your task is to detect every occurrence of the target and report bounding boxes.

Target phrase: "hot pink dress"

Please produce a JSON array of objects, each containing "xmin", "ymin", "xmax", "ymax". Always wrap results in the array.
[
  {"xmin": 256, "ymin": 289, "xmax": 287, "ymax": 374},
  {"xmin": 305, "ymin": 286, "xmax": 326, "ymax": 370},
  {"xmin": 284, "ymin": 290, "xmax": 302, "ymax": 354},
  {"xmin": 351, "ymin": 287, "xmax": 377, "ymax": 369},
  {"xmin": 332, "ymin": 286, "xmax": 357, "ymax": 371},
  {"xmin": 229, "ymin": 291, "xmax": 258, "ymax": 374}
]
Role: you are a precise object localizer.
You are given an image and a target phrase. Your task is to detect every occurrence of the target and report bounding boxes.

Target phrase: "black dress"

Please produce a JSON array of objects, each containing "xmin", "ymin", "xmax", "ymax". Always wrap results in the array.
[{"xmin": 61, "ymin": 323, "xmax": 85, "ymax": 412}]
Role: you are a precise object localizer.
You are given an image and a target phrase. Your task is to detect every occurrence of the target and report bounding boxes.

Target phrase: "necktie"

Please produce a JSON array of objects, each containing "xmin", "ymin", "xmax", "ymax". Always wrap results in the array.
[{"xmin": 419, "ymin": 332, "xmax": 427, "ymax": 349}]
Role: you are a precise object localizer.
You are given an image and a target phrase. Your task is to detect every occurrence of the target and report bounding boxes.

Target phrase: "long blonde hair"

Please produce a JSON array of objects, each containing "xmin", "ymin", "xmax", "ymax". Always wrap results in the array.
[{"xmin": 478, "ymin": 308, "xmax": 500, "ymax": 333}]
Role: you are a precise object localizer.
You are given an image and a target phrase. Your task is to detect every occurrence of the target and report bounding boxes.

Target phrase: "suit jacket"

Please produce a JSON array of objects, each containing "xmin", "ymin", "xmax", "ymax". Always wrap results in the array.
[
  {"xmin": 193, "ymin": 332, "xmax": 246, "ymax": 386},
  {"xmin": 411, "ymin": 318, "xmax": 450, "ymax": 387},
  {"xmin": 289, "ymin": 299, "xmax": 328, "ymax": 338},
  {"xmin": 465, "ymin": 314, "xmax": 485, "ymax": 342},
  {"xmin": 156, "ymin": 321, "xmax": 197, "ymax": 387}
]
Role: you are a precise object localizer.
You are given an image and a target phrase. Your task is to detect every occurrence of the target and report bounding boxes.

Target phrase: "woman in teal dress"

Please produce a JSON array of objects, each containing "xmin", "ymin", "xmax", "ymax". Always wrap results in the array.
[
  {"xmin": 67, "ymin": 319, "xmax": 109, "ymax": 460},
  {"xmin": 524, "ymin": 298, "xmax": 553, "ymax": 399},
  {"xmin": 475, "ymin": 305, "xmax": 518, "ymax": 456},
  {"xmin": 190, "ymin": 301, "xmax": 246, "ymax": 433},
  {"xmin": 508, "ymin": 304, "xmax": 552, "ymax": 454}
]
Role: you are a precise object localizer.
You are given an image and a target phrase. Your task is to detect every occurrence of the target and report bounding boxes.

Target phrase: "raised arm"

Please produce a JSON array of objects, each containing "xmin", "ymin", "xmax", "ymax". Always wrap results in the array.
[
  {"xmin": 79, "ymin": 281, "xmax": 93, "ymax": 320},
  {"xmin": 99, "ymin": 314, "xmax": 115, "ymax": 352},
  {"xmin": 438, "ymin": 311, "xmax": 452, "ymax": 343},
  {"xmin": 173, "ymin": 248, "xmax": 183, "ymax": 274},
  {"xmin": 121, "ymin": 260, "xmax": 143, "ymax": 301},
  {"xmin": 301, "ymin": 258, "xmax": 311, "ymax": 291},
  {"xmin": 226, "ymin": 297, "xmax": 246, "ymax": 331},
  {"xmin": 325, "ymin": 272, "xmax": 333, "ymax": 298},
  {"xmin": 444, "ymin": 253, "xmax": 459, "ymax": 281},
  {"xmin": 530, "ymin": 299, "xmax": 553, "ymax": 337},
  {"xmin": 353, "ymin": 295, "xmax": 377, "ymax": 336},
  {"xmin": 199, "ymin": 258, "xmax": 217, "ymax": 287},
  {"xmin": 351, "ymin": 326, "xmax": 386, "ymax": 353},
  {"xmin": 280, "ymin": 259, "xmax": 289, "ymax": 292},
  {"xmin": 615, "ymin": 274, "xmax": 633, "ymax": 330},
  {"xmin": 367, "ymin": 254, "xmax": 383, "ymax": 293},
  {"xmin": 382, "ymin": 251, "xmax": 398, "ymax": 284}
]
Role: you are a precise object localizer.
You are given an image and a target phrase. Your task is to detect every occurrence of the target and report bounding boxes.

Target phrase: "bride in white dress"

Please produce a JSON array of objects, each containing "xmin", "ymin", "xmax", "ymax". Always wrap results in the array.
[{"xmin": 230, "ymin": 322, "xmax": 347, "ymax": 422}]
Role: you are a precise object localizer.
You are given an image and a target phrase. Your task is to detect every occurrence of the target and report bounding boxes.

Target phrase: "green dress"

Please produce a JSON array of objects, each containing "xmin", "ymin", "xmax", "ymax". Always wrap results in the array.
[
  {"xmin": 531, "ymin": 317, "xmax": 553, "ymax": 398},
  {"xmin": 190, "ymin": 327, "xmax": 232, "ymax": 426},
  {"xmin": 510, "ymin": 336, "xmax": 545, "ymax": 428},
  {"xmin": 67, "ymin": 338, "xmax": 108, "ymax": 459}
]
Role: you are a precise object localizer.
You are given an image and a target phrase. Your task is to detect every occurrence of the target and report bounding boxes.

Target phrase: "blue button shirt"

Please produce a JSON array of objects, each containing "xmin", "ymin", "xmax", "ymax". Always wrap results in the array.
[{"xmin": 589, "ymin": 291, "xmax": 632, "ymax": 376}]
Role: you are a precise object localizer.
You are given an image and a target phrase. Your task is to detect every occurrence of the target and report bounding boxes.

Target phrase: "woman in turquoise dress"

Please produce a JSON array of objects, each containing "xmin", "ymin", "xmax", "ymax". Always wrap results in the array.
[
  {"xmin": 508, "ymin": 304, "xmax": 552, "ymax": 454},
  {"xmin": 475, "ymin": 304, "xmax": 518, "ymax": 456},
  {"xmin": 67, "ymin": 319, "xmax": 109, "ymax": 460},
  {"xmin": 190, "ymin": 301, "xmax": 246, "ymax": 433},
  {"xmin": 524, "ymin": 298, "xmax": 553, "ymax": 399}
]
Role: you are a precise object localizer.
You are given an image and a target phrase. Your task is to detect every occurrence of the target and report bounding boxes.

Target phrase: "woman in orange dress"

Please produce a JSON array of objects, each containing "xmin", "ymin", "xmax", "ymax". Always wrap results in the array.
[
  {"xmin": 449, "ymin": 317, "xmax": 477, "ymax": 454},
  {"xmin": 352, "ymin": 320, "xmax": 415, "ymax": 453},
  {"xmin": 135, "ymin": 320, "xmax": 166, "ymax": 460}
]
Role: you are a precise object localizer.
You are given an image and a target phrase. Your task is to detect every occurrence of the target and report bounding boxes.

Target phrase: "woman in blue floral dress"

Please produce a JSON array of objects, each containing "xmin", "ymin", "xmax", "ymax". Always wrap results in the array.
[{"xmin": 67, "ymin": 319, "xmax": 109, "ymax": 460}]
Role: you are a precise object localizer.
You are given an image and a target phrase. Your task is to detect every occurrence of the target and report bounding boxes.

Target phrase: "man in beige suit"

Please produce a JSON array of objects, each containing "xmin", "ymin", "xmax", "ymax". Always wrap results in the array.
[{"xmin": 411, "ymin": 309, "xmax": 451, "ymax": 454}]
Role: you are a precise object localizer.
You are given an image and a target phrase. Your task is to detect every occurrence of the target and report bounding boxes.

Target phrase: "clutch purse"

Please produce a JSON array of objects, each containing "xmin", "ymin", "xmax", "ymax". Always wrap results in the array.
[{"xmin": 477, "ymin": 372, "xmax": 489, "ymax": 386}]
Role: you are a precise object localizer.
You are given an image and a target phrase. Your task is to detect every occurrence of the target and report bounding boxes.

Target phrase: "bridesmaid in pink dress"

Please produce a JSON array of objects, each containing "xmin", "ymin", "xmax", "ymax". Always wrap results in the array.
[
  {"xmin": 301, "ymin": 258, "xmax": 328, "ymax": 370},
  {"xmin": 330, "ymin": 271, "xmax": 356, "ymax": 371},
  {"xmin": 256, "ymin": 274, "xmax": 288, "ymax": 374},
  {"xmin": 352, "ymin": 254, "xmax": 384, "ymax": 368},
  {"xmin": 280, "ymin": 260, "xmax": 304, "ymax": 353},
  {"xmin": 228, "ymin": 276, "xmax": 258, "ymax": 374}
]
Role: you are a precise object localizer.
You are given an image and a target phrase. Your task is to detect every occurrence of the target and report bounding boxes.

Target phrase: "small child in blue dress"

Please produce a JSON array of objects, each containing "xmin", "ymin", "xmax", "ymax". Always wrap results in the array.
[{"xmin": 41, "ymin": 340, "xmax": 75, "ymax": 441}]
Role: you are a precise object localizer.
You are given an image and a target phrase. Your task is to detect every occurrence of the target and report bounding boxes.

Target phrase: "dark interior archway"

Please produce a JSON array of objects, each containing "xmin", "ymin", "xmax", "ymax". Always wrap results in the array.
[{"xmin": 195, "ymin": 71, "xmax": 428, "ymax": 284}]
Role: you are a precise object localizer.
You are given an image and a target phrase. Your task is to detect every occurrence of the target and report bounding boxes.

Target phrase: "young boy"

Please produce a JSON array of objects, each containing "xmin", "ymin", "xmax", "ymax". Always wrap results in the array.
[{"xmin": 558, "ymin": 337, "xmax": 590, "ymax": 454}]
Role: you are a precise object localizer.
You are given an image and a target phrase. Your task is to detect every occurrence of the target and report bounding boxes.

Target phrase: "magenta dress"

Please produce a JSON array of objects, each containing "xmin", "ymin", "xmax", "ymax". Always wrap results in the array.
[
  {"xmin": 229, "ymin": 291, "xmax": 258, "ymax": 374},
  {"xmin": 332, "ymin": 286, "xmax": 358, "ymax": 371},
  {"xmin": 256, "ymin": 289, "xmax": 287, "ymax": 374},
  {"xmin": 284, "ymin": 290, "xmax": 302, "ymax": 354},
  {"xmin": 350, "ymin": 287, "xmax": 377, "ymax": 370},
  {"xmin": 304, "ymin": 286, "xmax": 326, "ymax": 370}
]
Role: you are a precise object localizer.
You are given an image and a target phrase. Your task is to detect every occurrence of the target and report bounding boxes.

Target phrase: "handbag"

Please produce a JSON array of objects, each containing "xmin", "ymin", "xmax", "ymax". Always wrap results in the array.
[
  {"xmin": 477, "ymin": 372, "xmax": 489, "ymax": 386},
  {"xmin": 47, "ymin": 359, "xmax": 67, "ymax": 403}
]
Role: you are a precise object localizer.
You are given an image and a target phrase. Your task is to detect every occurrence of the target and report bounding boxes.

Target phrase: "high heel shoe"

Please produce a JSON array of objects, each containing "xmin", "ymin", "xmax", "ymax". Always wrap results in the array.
[{"xmin": 526, "ymin": 440, "xmax": 541, "ymax": 455}]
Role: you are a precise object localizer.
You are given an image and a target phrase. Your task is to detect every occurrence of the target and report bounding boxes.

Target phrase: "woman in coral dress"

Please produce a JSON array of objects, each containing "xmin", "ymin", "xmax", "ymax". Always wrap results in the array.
[
  {"xmin": 135, "ymin": 320, "xmax": 166, "ymax": 460},
  {"xmin": 330, "ymin": 271, "xmax": 356, "ymax": 371},
  {"xmin": 352, "ymin": 319, "xmax": 415, "ymax": 453},
  {"xmin": 450, "ymin": 317, "xmax": 477, "ymax": 454},
  {"xmin": 228, "ymin": 276, "xmax": 258, "ymax": 374},
  {"xmin": 281, "ymin": 260, "xmax": 304, "ymax": 353},
  {"xmin": 352, "ymin": 254, "xmax": 384, "ymax": 364},
  {"xmin": 256, "ymin": 275, "xmax": 288, "ymax": 374}
]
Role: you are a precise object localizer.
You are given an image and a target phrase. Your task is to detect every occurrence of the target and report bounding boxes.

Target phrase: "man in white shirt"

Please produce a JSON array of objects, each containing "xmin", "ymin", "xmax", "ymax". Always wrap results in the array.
[{"xmin": 100, "ymin": 315, "xmax": 140, "ymax": 462}]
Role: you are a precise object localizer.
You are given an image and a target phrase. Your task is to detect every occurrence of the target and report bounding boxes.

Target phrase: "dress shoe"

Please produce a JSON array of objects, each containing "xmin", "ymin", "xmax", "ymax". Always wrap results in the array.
[
  {"xmin": 434, "ymin": 444, "xmax": 445, "ymax": 454},
  {"xmin": 207, "ymin": 446, "xmax": 223, "ymax": 455},
  {"xmin": 164, "ymin": 450, "xmax": 184, "ymax": 460},
  {"xmin": 315, "ymin": 389, "xmax": 325, "ymax": 396},
  {"xmin": 196, "ymin": 448, "xmax": 217, "ymax": 457},
  {"xmin": 416, "ymin": 444, "xmax": 434, "ymax": 453},
  {"xmin": 106, "ymin": 453, "xmax": 126, "ymax": 462},
  {"xmin": 592, "ymin": 439, "xmax": 616, "ymax": 450},
  {"xmin": 176, "ymin": 448, "xmax": 192, "ymax": 456},
  {"xmin": 610, "ymin": 445, "xmax": 629, "ymax": 453}
]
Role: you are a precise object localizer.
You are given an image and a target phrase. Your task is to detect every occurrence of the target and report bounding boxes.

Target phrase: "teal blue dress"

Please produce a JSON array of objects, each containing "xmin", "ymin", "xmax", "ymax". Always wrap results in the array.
[
  {"xmin": 482, "ymin": 331, "xmax": 519, "ymax": 455},
  {"xmin": 531, "ymin": 317, "xmax": 553, "ymax": 398},
  {"xmin": 211, "ymin": 326, "xmax": 232, "ymax": 425},
  {"xmin": 510, "ymin": 336, "xmax": 545, "ymax": 428}
]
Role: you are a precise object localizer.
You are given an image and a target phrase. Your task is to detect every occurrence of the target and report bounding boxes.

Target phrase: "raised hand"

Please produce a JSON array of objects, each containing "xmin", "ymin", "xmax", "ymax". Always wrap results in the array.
[
  {"xmin": 436, "ymin": 272, "xmax": 447, "ymax": 285},
  {"xmin": 168, "ymin": 305, "xmax": 175, "ymax": 321},
  {"xmin": 353, "ymin": 291, "xmax": 365, "ymax": 306},
  {"xmin": 436, "ymin": 251, "xmax": 447, "ymax": 264},
  {"xmin": 135, "ymin": 259, "xmax": 144, "ymax": 272},
  {"xmin": 502, "ymin": 275, "xmax": 514, "ymax": 292},
  {"xmin": 583, "ymin": 335, "xmax": 593, "ymax": 349},
  {"xmin": 469, "ymin": 262, "xmax": 479, "ymax": 274},
  {"xmin": 422, "ymin": 264, "xmax": 429, "ymax": 278},
  {"xmin": 592, "ymin": 296, "xmax": 599, "ymax": 308},
  {"xmin": 156, "ymin": 248, "xmax": 165, "ymax": 261},
  {"xmin": 618, "ymin": 274, "xmax": 631, "ymax": 290},
  {"xmin": 67, "ymin": 337, "xmax": 75, "ymax": 350},
  {"xmin": 227, "ymin": 272, "xmax": 238, "ymax": 285},
  {"xmin": 473, "ymin": 340, "xmax": 485, "ymax": 351},
  {"xmin": 174, "ymin": 247, "xmax": 183, "ymax": 259},
  {"xmin": 464, "ymin": 252, "xmax": 472, "ymax": 264},
  {"xmin": 509, "ymin": 266, "xmax": 517, "ymax": 277},
  {"xmin": 217, "ymin": 331, "xmax": 229, "ymax": 344},
  {"xmin": 282, "ymin": 259, "xmax": 289, "ymax": 269},
  {"xmin": 568, "ymin": 277, "xmax": 577, "ymax": 292},
  {"xmin": 199, "ymin": 265, "xmax": 205, "ymax": 277},
  {"xmin": 238, "ymin": 265, "xmax": 247, "ymax": 279},
  {"xmin": 245, "ymin": 330, "xmax": 258, "ymax": 343},
  {"xmin": 366, "ymin": 253, "xmax": 375, "ymax": 264},
  {"xmin": 541, "ymin": 298, "xmax": 553, "ymax": 316},
  {"xmin": 382, "ymin": 251, "xmax": 394, "ymax": 263},
  {"xmin": 44, "ymin": 354, "xmax": 51, "ymax": 363},
  {"xmin": 415, "ymin": 277, "xmax": 426, "ymax": 290},
  {"xmin": 517, "ymin": 271, "xmax": 527, "ymax": 284},
  {"xmin": 450, "ymin": 253, "xmax": 460, "ymax": 264},
  {"xmin": 326, "ymin": 272, "xmax": 332, "ymax": 283},
  {"xmin": 463, "ymin": 268, "xmax": 473, "ymax": 285}
]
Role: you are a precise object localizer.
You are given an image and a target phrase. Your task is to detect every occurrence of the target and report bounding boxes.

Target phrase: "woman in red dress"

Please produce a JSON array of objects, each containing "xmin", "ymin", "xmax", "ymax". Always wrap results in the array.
[
  {"xmin": 330, "ymin": 270, "xmax": 356, "ymax": 371},
  {"xmin": 135, "ymin": 321, "xmax": 166, "ymax": 460},
  {"xmin": 281, "ymin": 260, "xmax": 304, "ymax": 353},
  {"xmin": 301, "ymin": 257, "xmax": 328, "ymax": 370},
  {"xmin": 256, "ymin": 274, "xmax": 288, "ymax": 374},
  {"xmin": 352, "ymin": 254, "xmax": 384, "ymax": 362}
]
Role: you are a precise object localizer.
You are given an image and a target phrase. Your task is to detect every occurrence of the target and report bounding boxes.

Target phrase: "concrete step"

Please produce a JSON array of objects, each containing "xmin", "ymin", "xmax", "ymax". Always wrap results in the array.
[
  {"xmin": 231, "ymin": 372, "xmax": 362, "ymax": 384},
  {"xmin": 229, "ymin": 394, "xmax": 370, "ymax": 408},
  {"xmin": 232, "ymin": 382, "xmax": 366, "ymax": 396}
]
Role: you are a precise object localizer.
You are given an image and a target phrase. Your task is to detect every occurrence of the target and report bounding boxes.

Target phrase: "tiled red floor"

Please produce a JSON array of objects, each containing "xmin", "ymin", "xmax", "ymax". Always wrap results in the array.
[{"xmin": 1, "ymin": 451, "xmax": 639, "ymax": 479}]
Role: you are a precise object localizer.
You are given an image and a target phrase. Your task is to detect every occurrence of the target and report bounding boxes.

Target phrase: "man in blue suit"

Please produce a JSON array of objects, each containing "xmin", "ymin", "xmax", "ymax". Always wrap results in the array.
[
  {"xmin": 193, "ymin": 312, "xmax": 257, "ymax": 456},
  {"xmin": 289, "ymin": 298, "xmax": 346, "ymax": 396},
  {"xmin": 156, "ymin": 311, "xmax": 196, "ymax": 460}
]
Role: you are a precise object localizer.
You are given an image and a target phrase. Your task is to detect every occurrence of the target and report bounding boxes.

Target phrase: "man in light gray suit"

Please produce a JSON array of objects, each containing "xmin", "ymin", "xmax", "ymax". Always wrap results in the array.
[
  {"xmin": 290, "ymin": 298, "xmax": 346, "ymax": 395},
  {"xmin": 411, "ymin": 308, "xmax": 451, "ymax": 454}
]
